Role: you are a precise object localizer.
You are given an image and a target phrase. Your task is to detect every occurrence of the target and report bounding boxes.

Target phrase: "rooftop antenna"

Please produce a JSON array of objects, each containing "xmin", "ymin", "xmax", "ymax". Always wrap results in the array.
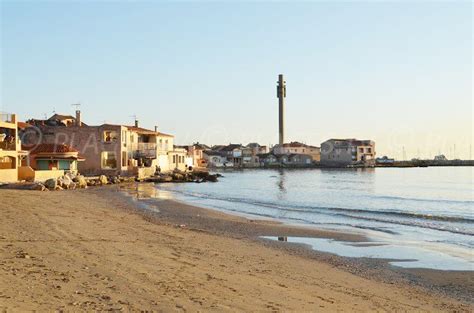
[
  {"xmin": 130, "ymin": 114, "xmax": 138, "ymax": 127},
  {"xmin": 71, "ymin": 103, "xmax": 81, "ymax": 111}
]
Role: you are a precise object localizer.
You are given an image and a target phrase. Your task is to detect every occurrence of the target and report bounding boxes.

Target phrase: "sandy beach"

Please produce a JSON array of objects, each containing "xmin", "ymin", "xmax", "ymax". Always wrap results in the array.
[{"xmin": 0, "ymin": 186, "xmax": 472, "ymax": 312}]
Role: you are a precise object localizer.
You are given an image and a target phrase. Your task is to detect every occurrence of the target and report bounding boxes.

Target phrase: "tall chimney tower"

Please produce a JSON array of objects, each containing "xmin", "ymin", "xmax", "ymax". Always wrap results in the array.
[{"xmin": 277, "ymin": 74, "xmax": 286, "ymax": 145}]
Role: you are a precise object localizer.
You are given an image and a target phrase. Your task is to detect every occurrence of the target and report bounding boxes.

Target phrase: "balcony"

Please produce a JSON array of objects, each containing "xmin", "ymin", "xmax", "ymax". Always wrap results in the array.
[{"xmin": 131, "ymin": 143, "xmax": 157, "ymax": 159}]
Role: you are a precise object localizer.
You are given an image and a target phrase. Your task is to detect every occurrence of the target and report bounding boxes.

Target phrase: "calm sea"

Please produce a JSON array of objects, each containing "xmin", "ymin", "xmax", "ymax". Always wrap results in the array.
[{"xmin": 155, "ymin": 167, "xmax": 473, "ymax": 270}]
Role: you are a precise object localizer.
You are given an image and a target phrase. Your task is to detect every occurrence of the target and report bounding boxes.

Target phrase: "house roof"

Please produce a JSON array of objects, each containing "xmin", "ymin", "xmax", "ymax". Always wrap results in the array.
[
  {"xmin": 49, "ymin": 114, "xmax": 75, "ymax": 121},
  {"xmin": 324, "ymin": 139, "xmax": 374, "ymax": 146},
  {"xmin": 204, "ymin": 150, "xmax": 225, "ymax": 156},
  {"xmin": 126, "ymin": 126, "xmax": 174, "ymax": 137},
  {"xmin": 17, "ymin": 122, "xmax": 31, "ymax": 130},
  {"xmin": 281, "ymin": 141, "xmax": 317, "ymax": 148},
  {"xmin": 193, "ymin": 143, "xmax": 211, "ymax": 150},
  {"xmin": 22, "ymin": 143, "xmax": 79, "ymax": 154},
  {"xmin": 220, "ymin": 144, "xmax": 242, "ymax": 152}
]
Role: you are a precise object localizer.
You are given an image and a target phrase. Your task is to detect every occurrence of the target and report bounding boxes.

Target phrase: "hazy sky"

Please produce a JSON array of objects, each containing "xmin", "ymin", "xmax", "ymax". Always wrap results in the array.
[{"xmin": 1, "ymin": 1, "xmax": 472, "ymax": 159}]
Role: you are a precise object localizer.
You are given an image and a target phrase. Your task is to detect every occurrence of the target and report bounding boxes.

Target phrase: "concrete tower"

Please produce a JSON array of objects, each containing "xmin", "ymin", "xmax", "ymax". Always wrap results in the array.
[{"xmin": 277, "ymin": 74, "xmax": 286, "ymax": 145}]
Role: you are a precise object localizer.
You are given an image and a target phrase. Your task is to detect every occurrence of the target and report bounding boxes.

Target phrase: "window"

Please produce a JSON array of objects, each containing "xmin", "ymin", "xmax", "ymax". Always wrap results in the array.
[
  {"xmin": 173, "ymin": 155, "xmax": 176, "ymax": 163},
  {"xmin": 367, "ymin": 147, "xmax": 372, "ymax": 153},
  {"xmin": 101, "ymin": 151, "xmax": 117, "ymax": 169},
  {"xmin": 122, "ymin": 151, "xmax": 127, "ymax": 167},
  {"xmin": 103, "ymin": 131, "xmax": 118, "ymax": 142},
  {"xmin": 0, "ymin": 156, "xmax": 15, "ymax": 169},
  {"xmin": 359, "ymin": 147, "xmax": 364, "ymax": 153}
]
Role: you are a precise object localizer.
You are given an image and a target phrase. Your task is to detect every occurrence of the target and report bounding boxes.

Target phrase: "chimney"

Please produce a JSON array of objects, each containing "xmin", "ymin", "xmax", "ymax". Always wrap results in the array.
[
  {"xmin": 154, "ymin": 126, "xmax": 158, "ymax": 132},
  {"xmin": 134, "ymin": 119, "xmax": 139, "ymax": 127},
  {"xmin": 75, "ymin": 110, "xmax": 82, "ymax": 127},
  {"xmin": 277, "ymin": 74, "xmax": 286, "ymax": 145}
]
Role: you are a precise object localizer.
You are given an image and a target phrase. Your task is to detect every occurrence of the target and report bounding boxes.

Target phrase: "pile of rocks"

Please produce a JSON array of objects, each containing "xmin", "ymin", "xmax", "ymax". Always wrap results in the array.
[
  {"xmin": 145, "ymin": 169, "xmax": 221, "ymax": 184},
  {"xmin": 84, "ymin": 175, "xmax": 135, "ymax": 187},
  {"xmin": 29, "ymin": 173, "xmax": 137, "ymax": 191}
]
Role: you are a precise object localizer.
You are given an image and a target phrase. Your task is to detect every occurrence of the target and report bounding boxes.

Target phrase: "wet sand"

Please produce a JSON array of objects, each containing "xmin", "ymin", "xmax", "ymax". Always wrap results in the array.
[{"xmin": 0, "ymin": 187, "xmax": 472, "ymax": 311}]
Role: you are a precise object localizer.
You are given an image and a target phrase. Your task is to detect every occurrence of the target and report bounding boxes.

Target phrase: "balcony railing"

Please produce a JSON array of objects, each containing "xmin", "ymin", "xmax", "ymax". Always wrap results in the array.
[
  {"xmin": 0, "ymin": 141, "xmax": 16, "ymax": 151},
  {"xmin": 130, "ymin": 143, "xmax": 157, "ymax": 158}
]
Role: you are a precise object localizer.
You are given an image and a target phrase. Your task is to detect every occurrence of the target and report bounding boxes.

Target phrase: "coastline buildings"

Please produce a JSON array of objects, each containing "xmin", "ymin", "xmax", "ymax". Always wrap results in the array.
[
  {"xmin": 272, "ymin": 142, "xmax": 321, "ymax": 162},
  {"xmin": 320, "ymin": 139, "xmax": 375, "ymax": 167},
  {"xmin": 23, "ymin": 112, "xmax": 186, "ymax": 176}
]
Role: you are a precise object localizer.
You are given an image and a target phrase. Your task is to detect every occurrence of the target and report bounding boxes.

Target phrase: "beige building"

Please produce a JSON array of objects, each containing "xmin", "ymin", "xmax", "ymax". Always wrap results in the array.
[
  {"xmin": 23, "ymin": 113, "xmax": 186, "ymax": 176},
  {"xmin": 320, "ymin": 139, "xmax": 375, "ymax": 167},
  {"xmin": 272, "ymin": 142, "xmax": 321, "ymax": 162},
  {"xmin": 0, "ymin": 113, "xmax": 21, "ymax": 182}
]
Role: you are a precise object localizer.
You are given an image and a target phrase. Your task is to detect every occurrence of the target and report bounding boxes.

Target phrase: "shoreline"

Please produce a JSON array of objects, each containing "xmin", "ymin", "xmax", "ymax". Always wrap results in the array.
[
  {"xmin": 117, "ymin": 183, "xmax": 474, "ymax": 304},
  {"xmin": 0, "ymin": 187, "xmax": 472, "ymax": 311}
]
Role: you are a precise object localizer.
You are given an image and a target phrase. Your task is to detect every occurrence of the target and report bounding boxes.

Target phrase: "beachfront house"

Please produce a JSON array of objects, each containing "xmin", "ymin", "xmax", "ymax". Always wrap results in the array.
[
  {"xmin": 203, "ymin": 151, "xmax": 233, "ymax": 168},
  {"xmin": 22, "ymin": 112, "xmax": 186, "ymax": 177},
  {"xmin": 320, "ymin": 139, "xmax": 376, "ymax": 167},
  {"xmin": 19, "ymin": 143, "xmax": 85, "ymax": 182},
  {"xmin": 272, "ymin": 142, "xmax": 321, "ymax": 162}
]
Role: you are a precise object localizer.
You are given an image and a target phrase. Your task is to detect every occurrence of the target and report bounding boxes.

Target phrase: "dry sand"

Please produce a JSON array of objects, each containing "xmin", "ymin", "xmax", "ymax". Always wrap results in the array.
[{"xmin": 0, "ymin": 188, "xmax": 471, "ymax": 312}]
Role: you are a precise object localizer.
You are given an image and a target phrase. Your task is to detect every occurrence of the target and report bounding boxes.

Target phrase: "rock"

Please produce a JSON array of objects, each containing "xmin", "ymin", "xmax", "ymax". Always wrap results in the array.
[
  {"xmin": 172, "ymin": 173, "xmax": 184, "ymax": 181},
  {"xmin": 55, "ymin": 185, "xmax": 64, "ymax": 191},
  {"xmin": 44, "ymin": 178, "xmax": 57, "ymax": 190},
  {"xmin": 30, "ymin": 183, "xmax": 46, "ymax": 191},
  {"xmin": 58, "ymin": 175, "xmax": 72, "ymax": 189},
  {"xmin": 75, "ymin": 175, "xmax": 87, "ymax": 188},
  {"xmin": 206, "ymin": 174, "xmax": 218, "ymax": 182},
  {"xmin": 69, "ymin": 182, "xmax": 77, "ymax": 190},
  {"xmin": 99, "ymin": 175, "xmax": 108, "ymax": 185}
]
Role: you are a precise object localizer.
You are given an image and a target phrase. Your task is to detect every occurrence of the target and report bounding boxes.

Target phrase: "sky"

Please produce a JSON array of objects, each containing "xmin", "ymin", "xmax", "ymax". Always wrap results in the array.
[{"xmin": 1, "ymin": 0, "xmax": 472, "ymax": 160}]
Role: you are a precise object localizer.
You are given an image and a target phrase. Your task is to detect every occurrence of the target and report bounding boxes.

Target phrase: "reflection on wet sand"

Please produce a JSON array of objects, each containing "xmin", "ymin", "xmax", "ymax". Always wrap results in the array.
[{"xmin": 119, "ymin": 182, "xmax": 175, "ymax": 200}]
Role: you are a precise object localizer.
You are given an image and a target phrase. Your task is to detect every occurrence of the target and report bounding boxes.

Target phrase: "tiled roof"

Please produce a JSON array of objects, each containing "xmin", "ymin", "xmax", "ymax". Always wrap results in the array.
[
  {"xmin": 17, "ymin": 122, "xmax": 31, "ymax": 129},
  {"xmin": 220, "ymin": 144, "xmax": 242, "ymax": 152},
  {"xmin": 22, "ymin": 143, "xmax": 79, "ymax": 154}
]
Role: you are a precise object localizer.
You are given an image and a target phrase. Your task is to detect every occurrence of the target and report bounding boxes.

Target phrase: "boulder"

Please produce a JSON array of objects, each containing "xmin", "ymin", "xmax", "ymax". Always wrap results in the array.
[
  {"xmin": 75, "ymin": 175, "xmax": 87, "ymax": 189},
  {"xmin": 99, "ymin": 175, "xmax": 108, "ymax": 185},
  {"xmin": 30, "ymin": 183, "xmax": 46, "ymax": 191},
  {"xmin": 206, "ymin": 174, "xmax": 218, "ymax": 182},
  {"xmin": 58, "ymin": 175, "xmax": 72, "ymax": 189},
  {"xmin": 172, "ymin": 173, "xmax": 184, "ymax": 181},
  {"xmin": 69, "ymin": 182, "xmax": 77, "ymax": 190},
  {"xmin": 44, "ymin": 178, "xmax": 57, "ymax": 190},
  {"xmin": 55, "ymin": 185, "xmax": 64, "ymax": 191}
]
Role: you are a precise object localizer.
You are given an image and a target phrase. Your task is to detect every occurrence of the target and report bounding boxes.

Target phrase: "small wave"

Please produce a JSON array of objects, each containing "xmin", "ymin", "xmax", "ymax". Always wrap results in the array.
[{"xmin": 157, "ymin": 187, "xmax": 474, "ymax": 236}]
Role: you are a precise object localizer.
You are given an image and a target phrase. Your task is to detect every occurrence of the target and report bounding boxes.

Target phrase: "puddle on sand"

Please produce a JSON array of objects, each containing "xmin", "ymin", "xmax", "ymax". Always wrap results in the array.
[{"xmin": 262, "ymin": 236, "xmax": 474, "ymax": 271}]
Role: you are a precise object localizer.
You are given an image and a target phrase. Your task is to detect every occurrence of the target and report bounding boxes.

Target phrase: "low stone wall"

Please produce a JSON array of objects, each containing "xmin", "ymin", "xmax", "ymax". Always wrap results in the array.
[{"xmin": 33, "ymin": 169, "xmax": 65, "ymax": 182}]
